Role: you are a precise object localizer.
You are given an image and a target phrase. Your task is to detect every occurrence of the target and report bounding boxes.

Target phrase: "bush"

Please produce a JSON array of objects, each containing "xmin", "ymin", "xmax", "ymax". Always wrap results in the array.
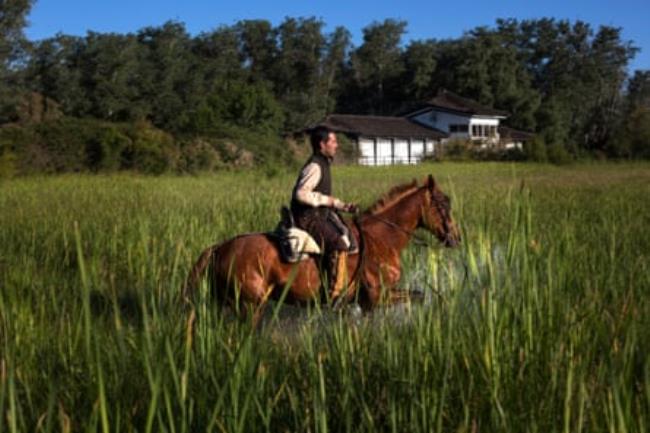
[
  {"xmin": 123, "ymin": 121, "xmax": 178, "ymax": 174},
  {"xmin": 524, "ymin": 136, "xmax": 548, "ymax": 162},
  {"xmin": 179, "ymin": 137, "xmax": 224, "ymax": 173},
  {"xmin": 0, "ymin": 146, "xmax": 16, "ymax": 178},
  {"xmin": 443, "ymin": 138, "xmax": 474, "ymax": 160},
  {"xmin": 86, "ymin": 127, "xmax": 131, "ymax": 172},
  {"xmin": 547, "ymin": 142, "xmax": 573, "ymax": 164},
  {"xmin": 0, "ymin": 112, "xmax": 297, "ymax": 175},
  {"xmin": 33, "ymin": 118, "xmax": 90, "ymax": 172}
]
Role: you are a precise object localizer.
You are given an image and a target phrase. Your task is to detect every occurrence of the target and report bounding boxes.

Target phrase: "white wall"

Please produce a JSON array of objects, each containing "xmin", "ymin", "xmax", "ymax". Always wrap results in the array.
[
  {"xmin": 358, "ymin": 138, "xmax": 374, "ymax": 166},
  {"xmin": 393, "ymin": 139, "xmax": 410, "ymax": 164},
  {"xmin": 356, "ymin": 137, "xmax": 437, "ymax": 165},
  {"xmin": 376, "ymin": 138, "xmax": 392, "ymax": 165},
  {"xmin": 412, "ymin": 109, "xmax": 502, "ymax": 141},
  {"xmin": 412, "ymin": 110, "xmax": 471, "ymax": 138}
]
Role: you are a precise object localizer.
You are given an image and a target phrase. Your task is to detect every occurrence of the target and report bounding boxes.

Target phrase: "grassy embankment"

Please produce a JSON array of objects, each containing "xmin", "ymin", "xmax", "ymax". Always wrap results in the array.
[{"xmin": 1, "ymin": 162, "xmax": 649, "ymax": 432}]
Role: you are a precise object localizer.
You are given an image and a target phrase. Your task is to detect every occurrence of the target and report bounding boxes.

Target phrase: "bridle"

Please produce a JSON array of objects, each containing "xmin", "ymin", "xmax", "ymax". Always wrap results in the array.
[
  {"xmin": 427, "ymin": 190, "xmax": 456, "ymax": 247},
  {"xmin": 345, "ymin": 187, "xmax": 457, "ymax": 296},
  {"xmin": 359, "ymin": 188, "xmax": 453, "ymax": 248},
  {"xmin": 361, "ymin": 212, "xmax": 431, "ymax": 247}
]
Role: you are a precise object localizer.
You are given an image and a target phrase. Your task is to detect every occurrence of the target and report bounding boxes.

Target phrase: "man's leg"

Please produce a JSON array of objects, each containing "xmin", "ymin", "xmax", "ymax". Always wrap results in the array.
[
  {"xmin": 330, "ymin": 250, "xmax": 349, "ymax": 300},
  {"xmin": 301, "ymin": 215, "xmax": 350, "ymax": 300}
]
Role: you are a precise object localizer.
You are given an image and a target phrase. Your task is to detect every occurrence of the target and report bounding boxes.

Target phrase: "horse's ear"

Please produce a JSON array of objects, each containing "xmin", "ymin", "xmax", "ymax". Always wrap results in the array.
[{"xmin": 427, "ymin": 174, "xmax": 436, "ymax": 190}]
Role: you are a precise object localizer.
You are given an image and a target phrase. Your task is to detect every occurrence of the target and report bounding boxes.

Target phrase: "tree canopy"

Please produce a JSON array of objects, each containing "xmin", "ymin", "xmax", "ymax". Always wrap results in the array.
[{"xmin": 1, "ymin": 5, "xmax": 649, "ymax": 174}]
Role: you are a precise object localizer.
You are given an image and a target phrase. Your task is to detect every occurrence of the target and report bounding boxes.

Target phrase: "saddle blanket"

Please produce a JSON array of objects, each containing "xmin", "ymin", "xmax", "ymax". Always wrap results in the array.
[{"xmin": 276, "ymin": 227, "xmax": 321, "ymax": 263}]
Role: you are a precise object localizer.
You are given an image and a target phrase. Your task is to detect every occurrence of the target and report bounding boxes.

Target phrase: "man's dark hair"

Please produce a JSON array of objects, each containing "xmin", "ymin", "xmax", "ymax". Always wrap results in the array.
[{"xmin": 310, "ymin": 126, "xmax": 332, "ymax": 153}]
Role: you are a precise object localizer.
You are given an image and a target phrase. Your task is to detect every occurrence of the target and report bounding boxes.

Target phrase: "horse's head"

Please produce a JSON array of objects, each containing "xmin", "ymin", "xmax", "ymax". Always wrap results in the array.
[{"xmin": 419, "ymin": 174, "xmax": 461, "ymax": 247}]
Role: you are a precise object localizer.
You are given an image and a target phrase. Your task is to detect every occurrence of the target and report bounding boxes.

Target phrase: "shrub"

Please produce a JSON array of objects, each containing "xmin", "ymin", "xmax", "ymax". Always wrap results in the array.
[
  {"xmin": 86, "ymin": 126, "xmax": 131, "ymax": 172},
  {"xmin": 123, "ymin": 121, "xmax": 178, "ymax": 174},
  {"xmin": 442, "ymin": 138, "xmax": 474, "ymax": 160},
  {"xmin": 547, "ymin": 142, "xmax": 573, "ymax": 164},
  {"xmin": 33, "ymin": 118, "xmax": 90, "ymax": 172},
  {"xmin": 0, "ymin": 146, "xmax": 16, "ymax": 178},
  {"xmin": 179, "ymin": 137, "xmax": 224, "ymax": 173},
  {"xmin": 524, "ymin": 136, "xmax": 548, "ymax": 162}
]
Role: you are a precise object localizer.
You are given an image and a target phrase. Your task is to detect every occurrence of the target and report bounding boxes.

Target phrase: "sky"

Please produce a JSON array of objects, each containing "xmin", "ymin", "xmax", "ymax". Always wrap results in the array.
[{"xmin": 25, "ymin": 0, "xmax": 650, "ymax": 73}]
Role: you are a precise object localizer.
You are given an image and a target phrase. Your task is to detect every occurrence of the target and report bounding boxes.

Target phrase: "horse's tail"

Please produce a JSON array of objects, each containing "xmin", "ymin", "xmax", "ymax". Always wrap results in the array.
[{"xmin": 182, "ymin": 245, "xmax": 216, "ymax": 303}]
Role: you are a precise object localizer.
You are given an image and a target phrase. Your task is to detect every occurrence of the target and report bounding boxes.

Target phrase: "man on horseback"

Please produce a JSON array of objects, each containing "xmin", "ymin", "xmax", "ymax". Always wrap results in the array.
[{"xmin": 291, "ymin": 125, "xmax": 358, "ymax": 300}]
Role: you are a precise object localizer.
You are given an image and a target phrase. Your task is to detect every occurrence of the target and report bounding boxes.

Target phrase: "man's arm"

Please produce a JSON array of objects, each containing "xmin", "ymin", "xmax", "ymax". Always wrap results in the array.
[{"xmin": 294, "ymin": 163, "xmax": 346, "ymax": 209}]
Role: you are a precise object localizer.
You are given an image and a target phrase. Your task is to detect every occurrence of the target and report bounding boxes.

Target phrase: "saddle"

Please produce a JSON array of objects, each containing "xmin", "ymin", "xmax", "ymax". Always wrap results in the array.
[{"xmin": 274, "ymin": 206, "xmax": 321, "ymax": 263}]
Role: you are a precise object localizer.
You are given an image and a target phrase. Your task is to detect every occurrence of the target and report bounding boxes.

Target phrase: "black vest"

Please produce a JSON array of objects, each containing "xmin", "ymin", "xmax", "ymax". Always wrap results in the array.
[{"xmin": 291, "ymin": 152, "xmax": 332, "ymax": 221}]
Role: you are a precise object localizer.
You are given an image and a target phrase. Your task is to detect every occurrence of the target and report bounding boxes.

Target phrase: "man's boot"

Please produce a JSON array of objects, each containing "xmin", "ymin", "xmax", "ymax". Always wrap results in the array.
[{"xmin": 329, "ymin": 250, "xmax": 348, "ymax": 300}]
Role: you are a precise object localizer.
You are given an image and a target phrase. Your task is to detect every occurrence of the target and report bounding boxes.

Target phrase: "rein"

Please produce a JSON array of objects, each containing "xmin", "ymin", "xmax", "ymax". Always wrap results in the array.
[
  {"xmin": 361, "ymin": 213, "xmax": 432, "ymax": 248},
  {"xmin": 348, "ymin": 216, "xmax": 367, "ymax": 290}
]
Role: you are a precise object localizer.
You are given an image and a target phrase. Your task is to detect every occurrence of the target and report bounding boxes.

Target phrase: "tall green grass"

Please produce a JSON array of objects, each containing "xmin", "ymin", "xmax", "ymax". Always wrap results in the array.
[{"xmin": 1, "ymin": 162, "xmax": 649, "ymax": 432}]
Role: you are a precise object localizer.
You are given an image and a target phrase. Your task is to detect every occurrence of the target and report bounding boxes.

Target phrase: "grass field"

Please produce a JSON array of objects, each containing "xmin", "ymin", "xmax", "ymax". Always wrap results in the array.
[{"xmin": 1, "ymin": 162, "xmax": 649, "ymax": 432}]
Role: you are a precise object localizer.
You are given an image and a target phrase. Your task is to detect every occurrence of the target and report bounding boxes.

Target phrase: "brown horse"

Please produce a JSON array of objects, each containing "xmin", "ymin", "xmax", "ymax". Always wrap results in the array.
[{"xmin": 184, "ymin": 174, "xmax": 460, "ymax": 320}]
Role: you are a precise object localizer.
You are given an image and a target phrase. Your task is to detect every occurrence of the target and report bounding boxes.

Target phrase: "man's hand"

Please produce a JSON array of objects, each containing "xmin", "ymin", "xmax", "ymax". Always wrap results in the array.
[{"xmin": 342, "ymin": 202, "xmax": 359, "ymax": 214}]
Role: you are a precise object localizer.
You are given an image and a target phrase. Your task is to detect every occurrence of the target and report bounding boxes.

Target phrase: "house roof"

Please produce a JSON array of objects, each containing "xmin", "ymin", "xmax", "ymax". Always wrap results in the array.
[
  {"xmin": 409, "ymin": 89, "xmax": 509, "ymax": 118},
  {"xmin": 498, "ymin": 125, "xmax": 534, "ymax": 141},
  {"xmin": 318, "ymin": 114, "xmax": 448, "ymax": 140}
]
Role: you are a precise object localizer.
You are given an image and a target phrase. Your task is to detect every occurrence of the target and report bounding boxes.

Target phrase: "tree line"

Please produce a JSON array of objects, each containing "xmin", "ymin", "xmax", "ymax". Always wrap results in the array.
[{"xmin": 1, "ymin": 1, "xmax": 650, "ymax": 174}]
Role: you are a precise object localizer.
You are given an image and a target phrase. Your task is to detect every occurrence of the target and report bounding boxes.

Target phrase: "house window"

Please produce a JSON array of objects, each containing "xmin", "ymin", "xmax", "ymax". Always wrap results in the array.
[
  {"xmin": 472, "ymin": 124, "xmax": 495, "ymax": 138},
  {"xmin": 450, "ymin": 124, "xmax": 468, "ymax": 133}
]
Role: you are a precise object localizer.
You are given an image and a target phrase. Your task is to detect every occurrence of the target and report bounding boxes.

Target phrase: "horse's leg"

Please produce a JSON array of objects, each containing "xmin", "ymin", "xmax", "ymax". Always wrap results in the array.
[
  {"xmin": 237, "ymin": 273, "xmax": 274, "ymax": 328},
  {"xmin": 250, "ymin": 284, "xmax": 275, "ymax": 328}
]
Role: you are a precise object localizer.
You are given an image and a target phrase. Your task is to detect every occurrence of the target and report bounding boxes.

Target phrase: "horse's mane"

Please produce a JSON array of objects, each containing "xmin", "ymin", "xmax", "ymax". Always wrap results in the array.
[{"xmin": 363, "ymin": 179, "xmax": 421, "ymax": 216}]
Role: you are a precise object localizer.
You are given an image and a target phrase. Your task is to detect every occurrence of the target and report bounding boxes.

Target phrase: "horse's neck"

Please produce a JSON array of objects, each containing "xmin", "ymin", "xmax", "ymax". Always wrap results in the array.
[{"xmin": 365, "ymin": 193, "xmax": 422, "ymax": 252}]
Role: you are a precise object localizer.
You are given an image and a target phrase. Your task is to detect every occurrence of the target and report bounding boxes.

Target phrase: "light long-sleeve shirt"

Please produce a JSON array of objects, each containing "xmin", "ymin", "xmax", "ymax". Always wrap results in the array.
[{"xmin": 293, "ymin": 162, "xmax": 345, "ymax": 210}]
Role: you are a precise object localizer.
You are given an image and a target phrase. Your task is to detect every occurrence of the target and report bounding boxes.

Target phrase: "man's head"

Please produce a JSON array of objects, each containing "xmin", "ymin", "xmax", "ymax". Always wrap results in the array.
[{"xmin": 310, "ymin": 126, "xmax": 338, "ymax": 158}]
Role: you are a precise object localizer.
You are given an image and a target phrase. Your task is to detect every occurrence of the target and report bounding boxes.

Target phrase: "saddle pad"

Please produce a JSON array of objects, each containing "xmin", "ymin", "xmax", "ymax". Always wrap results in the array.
[
  {"xmin": 287, "ymin": 227, "xmax": 321, "ymax": 253},
  {"xmin": 279, "ymin": 227, "xmax": 321, "ymax": 262}
]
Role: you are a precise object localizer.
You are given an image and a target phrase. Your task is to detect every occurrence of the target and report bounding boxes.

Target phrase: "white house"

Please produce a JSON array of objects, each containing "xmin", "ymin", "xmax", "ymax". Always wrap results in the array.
[
  {"xmin": 320, "ymin": 114, "xmax": 446, "ymax": 165},
  {"xmin": 406, "ymin": 90, "xmax": 507, "ymax": 146},
  {"xmin": 317, "ymin": 90, "xmax": 533, "ymax": 165},
  {"xmin": 405, "ymin": 90, "xmax": 532, "ymax": 150}
]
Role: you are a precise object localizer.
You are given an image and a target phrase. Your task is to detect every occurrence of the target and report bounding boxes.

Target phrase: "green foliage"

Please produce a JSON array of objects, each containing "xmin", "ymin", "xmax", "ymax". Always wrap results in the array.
[
  {"xmin": 344, "ymin": 19, "xmax": 407, "ymax": 114},
  {"xmin": 86, "ymin": 126, "xmax": 131, "ymax": 171},
  {"xmin": 0, "ymin": 144, "xmax": 16, "ymax": 178},
  {"xmin": 0, "ymin": 0, "xmax": 34, "ymax": 123},
  {"xmin": 1, "ymin": 15, "xmax": 647, "ymax": 165},
  {"xmin": 178, "ymin": 137, "xmax": 224, "ymax": 173},
  {"xmin": 524, "ymin": 136, "xmax": 548, "ymax": 162},
  {"xmin": 547, "ymin": 141, "xmax": 573, "ymax": 164},
  {"xmin": 186, "ymin": 80, "xmax": 284, "ymax": 135},
  {"xmin": 614, "ymin": 107, "xmax": 650, "ymax": 159},
  {"xmin": 123, "ymin": 121, "xmax": 178, "ymax": 174},
  {"xmin": 442, "ymin": 138, "xmax": 474, "ymax": 160},
  {"xmin": 0, "ymin": 118, "xmax": 186, "ymax": 174}
]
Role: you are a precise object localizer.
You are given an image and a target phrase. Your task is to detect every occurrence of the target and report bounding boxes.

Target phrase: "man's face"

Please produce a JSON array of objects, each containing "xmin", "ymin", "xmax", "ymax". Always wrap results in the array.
[{"xmin": 320, "ymin": 132, "xmax": 338, "ymax": 158}]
